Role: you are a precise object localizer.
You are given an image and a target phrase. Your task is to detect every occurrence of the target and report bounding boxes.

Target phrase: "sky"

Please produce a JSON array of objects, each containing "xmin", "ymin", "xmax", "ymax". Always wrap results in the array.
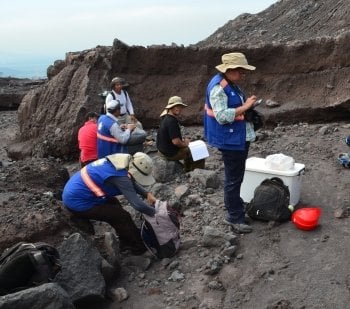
[{"xmin": 0, "ymin": 0, "xmax": 278, "ymax": 77}]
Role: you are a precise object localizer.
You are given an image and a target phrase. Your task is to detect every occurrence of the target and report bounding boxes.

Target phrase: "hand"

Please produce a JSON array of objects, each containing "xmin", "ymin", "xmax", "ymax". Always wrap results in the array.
[
  {"xmin": 130, "ymin": 115, "xmax": 137, "ymax": 123},
  {"xmin": 245, "ymin": 96, "xmax": 257, "ymax": 110},
  {"xmin": 120, "ymin": 124, "xmax": 128, "ymax": 130},
  {"xmin": 183, "ymin": 138, "xmax": 190, "ymax": 147},
  {"xmin": 127, "ymin": 123, "xmax": 136, "ymax": 131},
  {"xmin": 146, "ymin": 192, "xmax": 156, "ymax": 205}
]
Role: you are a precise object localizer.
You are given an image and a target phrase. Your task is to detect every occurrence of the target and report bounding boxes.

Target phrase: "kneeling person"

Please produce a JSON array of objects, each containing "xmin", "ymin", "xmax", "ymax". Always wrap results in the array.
[{"xmin": 62, "ymin": 152, "xmax": 157, "ymax": 255}]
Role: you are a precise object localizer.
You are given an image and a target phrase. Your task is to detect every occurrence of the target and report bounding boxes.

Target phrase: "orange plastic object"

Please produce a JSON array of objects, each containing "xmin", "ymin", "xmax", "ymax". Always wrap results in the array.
[{"xmin": 292, "ymin": 207, "xmax": 322, "ymax": 231}]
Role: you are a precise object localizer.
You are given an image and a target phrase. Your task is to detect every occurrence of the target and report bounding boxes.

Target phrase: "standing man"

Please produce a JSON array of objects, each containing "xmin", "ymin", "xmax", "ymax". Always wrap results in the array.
[
  {"xmin": 78, "ymin": 112, "xmax": 99, "ymax": 167},
  {"xmin": 157, "ymin": 96, "xmax": 205, "ymax": 172},
  {"xmin": 204, "ymin": 52, "xmax": 257, "ymax": 234},
  {"xmin": 97, "ymin": 100, "xmax": 136, "ymax": 158},
  {"xmin": 105, "ymin": 77, "xmax": 142, "ymax": 128}
]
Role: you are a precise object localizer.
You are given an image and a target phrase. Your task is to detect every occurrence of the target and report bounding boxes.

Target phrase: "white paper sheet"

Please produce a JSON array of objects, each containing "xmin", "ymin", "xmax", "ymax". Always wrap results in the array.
[{"xmin": 188, "ymin": 140, "xmax": 209, "ymax": 161}]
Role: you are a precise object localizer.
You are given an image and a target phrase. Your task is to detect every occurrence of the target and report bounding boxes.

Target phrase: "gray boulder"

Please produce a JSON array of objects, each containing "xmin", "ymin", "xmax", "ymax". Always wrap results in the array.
[
  {"xmin": 54, "ymin": 233, "xmax": 106, "ymax": 302},
  {"xmin": 0, "ymin": 283, "xmax": 74, "ymax": 309}
]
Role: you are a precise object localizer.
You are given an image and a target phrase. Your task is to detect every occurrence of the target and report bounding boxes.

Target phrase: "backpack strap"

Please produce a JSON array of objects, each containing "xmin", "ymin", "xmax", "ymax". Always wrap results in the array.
[{"xmin": 123, "ymin": 90, "xmax": 129, "ymax": 101}]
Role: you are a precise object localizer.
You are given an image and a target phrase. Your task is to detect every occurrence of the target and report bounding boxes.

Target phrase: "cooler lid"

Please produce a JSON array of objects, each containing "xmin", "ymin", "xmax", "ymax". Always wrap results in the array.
[{"xmin": 245, "ymin": 157, "xmax": 305, "ymax": 176}]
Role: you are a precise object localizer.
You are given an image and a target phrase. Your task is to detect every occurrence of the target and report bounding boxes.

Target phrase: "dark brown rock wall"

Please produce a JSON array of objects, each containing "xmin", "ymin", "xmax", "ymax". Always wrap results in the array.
[{"xmin": 14, "ymin": 33, "xmax": 350, "ymax": 159}]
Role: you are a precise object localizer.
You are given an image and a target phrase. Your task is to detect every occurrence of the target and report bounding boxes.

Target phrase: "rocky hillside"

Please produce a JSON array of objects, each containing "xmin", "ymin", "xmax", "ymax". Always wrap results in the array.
[
  {"xmin": 7, "ymin": 0, "xmax": 350, "ymax": 161},
  {"xmin": 0, "ymin": 77, "xmax": 45, "ymax": 110},
  {"xmin": 196, "ymin": 0, "xmax": 350, "ymax": 47}
]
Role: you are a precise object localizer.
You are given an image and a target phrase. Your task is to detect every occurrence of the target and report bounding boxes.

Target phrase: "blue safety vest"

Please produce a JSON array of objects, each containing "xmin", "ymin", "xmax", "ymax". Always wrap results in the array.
[
  {"xmin": 204, "ymin": 73, "xmax": 247, "ymax": 151},
  {"xmin": 97, "ymin": 115, "xmax": 125, "ymax": 158},
  {"xmin": 62, "ymin": 158, "xmax": 127, "ymax": 211}
]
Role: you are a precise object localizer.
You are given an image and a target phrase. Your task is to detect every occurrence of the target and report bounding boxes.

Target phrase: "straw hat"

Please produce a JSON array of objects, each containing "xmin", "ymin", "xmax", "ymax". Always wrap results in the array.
[
  {"xmin": 160, "ymin": 96, "xmax": 188, "ymax": 117},
  {"xmin": 215, "ymin": 52, "xmax": 256, "ymax": 73}
]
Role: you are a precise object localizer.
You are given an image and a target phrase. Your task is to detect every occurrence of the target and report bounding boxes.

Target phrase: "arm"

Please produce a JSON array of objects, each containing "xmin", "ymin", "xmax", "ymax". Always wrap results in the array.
[
  {"xmin": 106, "ymin": 176, "xmax": 156, "ymax": 216},
  {"xmin": 131, "ymin": 180, "xmax": 157, "ymax": 205},
  {"xmin": 167, "ymin": 117, "xmax": 189, "ymax": 148},
  {"xmin": 124, "ymin": 91, "xmax": 135, "ymax": 116},
  {"xmin": 172, "ymin": 137, "xmax": 190, "ymax": 148},
  {"xmin": 109, "ymin": 122, "xmax": 132, "ymax": 144},
  {"xmin": 209, "ymin": 85, "xmax": 256, "ymax": 124},
  {"xmin": 105, "ymin": 93, "xmax": 113, "ymax": 104}
]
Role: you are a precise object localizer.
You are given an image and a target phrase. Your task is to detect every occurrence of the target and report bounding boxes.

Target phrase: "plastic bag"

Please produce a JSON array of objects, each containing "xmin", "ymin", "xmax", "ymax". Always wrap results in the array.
[{"xmin": 265, "ymin": 153, "xmax": 295, "ymax": 171}]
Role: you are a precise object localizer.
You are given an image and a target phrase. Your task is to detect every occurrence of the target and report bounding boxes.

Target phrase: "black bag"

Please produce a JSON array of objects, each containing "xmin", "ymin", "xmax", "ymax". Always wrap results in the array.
[
  {"xmin": 141, "ymin": 201, "xmax": 181, "ymax": 259},
  {"xmin": 245, "ymin": 108, "xmax": 264, "ymax": 131},
  {"xmin": 246, "ymin": 177, "xmax": 291, "ymax": 222},
  {"xmin": 0, "ymin": 242, "xmax": 61, "ymax": 296}
]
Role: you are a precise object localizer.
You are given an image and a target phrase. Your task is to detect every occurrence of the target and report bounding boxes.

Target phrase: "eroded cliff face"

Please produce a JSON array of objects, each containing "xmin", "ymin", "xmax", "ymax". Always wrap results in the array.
[{"xmin": 14, "ymin": 33, "xmax": 350, "ymax": 159}]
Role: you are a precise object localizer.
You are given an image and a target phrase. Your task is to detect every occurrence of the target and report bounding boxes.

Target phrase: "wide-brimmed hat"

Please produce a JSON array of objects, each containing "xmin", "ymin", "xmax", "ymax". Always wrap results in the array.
[
  {"xmin": 106, "ymin": 100, "xmax": 121, "ymax": 112},
  {"xmin": 215, "ymin": 52, "xmax": 256, "ymax": 73},
  {"xmin": 128, "ymin": 152, "xmax": 155, "ymax": 186},
  {"xmin": 160, "ymin": 96, "xmax": 188, "ymax": 117},
  {"xmin": 110, "ymin": 77, "xmax": 129, "ymax": 88}
]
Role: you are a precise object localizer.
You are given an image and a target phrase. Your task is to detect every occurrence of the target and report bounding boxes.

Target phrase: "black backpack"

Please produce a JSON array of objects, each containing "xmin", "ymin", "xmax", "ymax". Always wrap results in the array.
[
  {"xmin": 0, "ymin": 242, "xmax": 61, "ymax": 296},
  {"xmin": 246, "ymin": 177, "xmax": 291, "ymax": 222}
]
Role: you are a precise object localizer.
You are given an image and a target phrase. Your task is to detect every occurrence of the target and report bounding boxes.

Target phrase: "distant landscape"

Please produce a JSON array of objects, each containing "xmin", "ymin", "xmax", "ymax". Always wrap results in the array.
[{"xmin": 0, "ymin": 51, "xmax": 63, "ymax": 79}]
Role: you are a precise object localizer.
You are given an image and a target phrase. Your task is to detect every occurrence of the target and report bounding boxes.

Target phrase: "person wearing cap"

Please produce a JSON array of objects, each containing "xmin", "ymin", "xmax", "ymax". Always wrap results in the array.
[
  {"xmin": 62, "ymin": 152, "xmax": 157, "ymax": 255},
  {"xmin": 156, "ymin": 96, "xmax": 205, "ymax": 172},
  {"xmin": 78, "ymin": 111, "xmax": 99, "ymax": 167},
  {"xmin": 204, "ymin": 52, "xmax": 258, "ymax": 234},
  {"xmin": 97, "ymin": 99, "xmax": 137, "ymax": 158},
  {"xmin": 105, "ymin": 77, "xmax": 142, "ymax": 128}
]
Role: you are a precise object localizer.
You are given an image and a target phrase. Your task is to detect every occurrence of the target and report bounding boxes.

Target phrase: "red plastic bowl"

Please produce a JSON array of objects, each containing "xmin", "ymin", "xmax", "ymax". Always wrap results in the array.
[{"xmin": 292, "ymin": 207, "xmax": 322, "ymax": 231}]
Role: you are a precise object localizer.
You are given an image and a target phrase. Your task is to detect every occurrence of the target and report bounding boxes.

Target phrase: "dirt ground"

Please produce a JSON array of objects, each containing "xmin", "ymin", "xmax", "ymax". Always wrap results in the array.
[{"xmin": 1, "ymin": 110, "xmax": 350, "ymax": 309}]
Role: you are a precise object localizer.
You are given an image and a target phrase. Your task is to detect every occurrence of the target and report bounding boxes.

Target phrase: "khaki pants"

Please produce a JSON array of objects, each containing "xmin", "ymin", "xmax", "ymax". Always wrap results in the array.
[{"xmin": 159, "ymin": 147, "xmax": 205, "ymax": 172}]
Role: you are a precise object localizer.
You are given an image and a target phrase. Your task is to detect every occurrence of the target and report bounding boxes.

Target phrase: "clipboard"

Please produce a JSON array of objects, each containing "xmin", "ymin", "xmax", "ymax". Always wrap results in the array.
[{"xmin": 188, "ymin": 140, "xmax": 209, "ymax": 161}]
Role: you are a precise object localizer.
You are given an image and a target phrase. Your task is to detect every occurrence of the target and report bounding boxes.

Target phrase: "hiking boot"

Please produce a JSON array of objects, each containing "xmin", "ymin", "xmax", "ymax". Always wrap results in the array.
[
  {"xmin": 338, "ymin": 153, "xmax": 350, "ymax": 168},
  {"xmin": 346, "ymin": 136, "xmax": 350, "ymax": 147},
  {"xmin": 223, "ymin": 219, "xmax": 253, "ymax": 234}
]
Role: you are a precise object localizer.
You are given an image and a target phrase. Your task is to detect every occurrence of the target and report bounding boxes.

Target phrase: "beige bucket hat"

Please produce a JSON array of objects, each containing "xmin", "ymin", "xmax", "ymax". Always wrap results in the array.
[
  {"xmin": 215, "ymin": 52, "xmax": 256, "ymax": 73},
  {"xmin": 160, "ymin": 96, "xmax": 188, "ymax": 117},
  {"xmin": 128, "ymin": 152, "xmax": 155, "ymax": 186}
]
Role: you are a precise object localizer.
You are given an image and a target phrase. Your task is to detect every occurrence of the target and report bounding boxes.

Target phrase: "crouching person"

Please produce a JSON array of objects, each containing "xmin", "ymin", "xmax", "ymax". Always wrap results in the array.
[{"xmin": 62, "ymin": 152, "xmax": 157, "ymax": 255}]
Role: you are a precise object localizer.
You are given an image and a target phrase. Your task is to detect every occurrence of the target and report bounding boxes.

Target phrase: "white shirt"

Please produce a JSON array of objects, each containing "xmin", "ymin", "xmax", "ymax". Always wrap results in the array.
[{"xmin": 105, "ymin": 90, "xmax": 135, "ymax": 115}]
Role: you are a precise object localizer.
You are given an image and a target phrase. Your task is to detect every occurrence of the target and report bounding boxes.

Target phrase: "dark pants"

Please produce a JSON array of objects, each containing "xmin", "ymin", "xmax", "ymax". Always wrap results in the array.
[
  {"xmin": 221, "ymin": 143, "xmax": 250, "ymax": 224},
  {"xmin": 68, "ymin": 197, "xmax": 145, "ymax": 254}
]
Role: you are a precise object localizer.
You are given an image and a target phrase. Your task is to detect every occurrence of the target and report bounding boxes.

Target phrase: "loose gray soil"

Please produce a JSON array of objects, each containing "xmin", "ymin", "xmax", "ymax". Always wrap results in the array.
[{"xmin": 2, "ymin": 110, "xmax": 350, "ymax": 308}]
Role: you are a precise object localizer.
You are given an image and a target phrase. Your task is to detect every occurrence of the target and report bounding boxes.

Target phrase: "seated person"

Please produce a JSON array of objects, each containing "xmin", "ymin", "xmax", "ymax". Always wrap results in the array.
[
  {"xmin": 78, "ymin": 111, "xmax": 99, "ymax": 167},
  {"xmin": 156, "ymin": 96, "xmax": 205, "ymax": 172},
  {"xmin": 97, "ymin": 100, "xmax": 136, "ymax": 158},
  {"xmin": 62, "ymin": 152, "xmax": 157, "ymax": 255}
]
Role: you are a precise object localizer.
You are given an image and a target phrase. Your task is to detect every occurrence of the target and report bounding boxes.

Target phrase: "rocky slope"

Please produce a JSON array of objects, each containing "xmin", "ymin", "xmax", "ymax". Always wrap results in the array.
[
  {"xmin": 6, "ymin": 0, "xmax": 350, "ymax": 160},
  {"xmin": 2, "ymin": 110, "xmax": 350, "ymax": 308},
  {"xmin": 2, "ymin": 0, "xmax": 350, "ymax": 307},
  {"xmin": 196, "ymin": 0, "xmax": 350, "ymax": 47}
]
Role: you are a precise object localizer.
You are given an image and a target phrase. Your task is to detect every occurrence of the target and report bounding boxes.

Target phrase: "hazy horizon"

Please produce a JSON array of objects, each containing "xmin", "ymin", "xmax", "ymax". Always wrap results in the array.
[{"xmin": 0, "ymin": 0, "xmax": 278, "ymax": 78}]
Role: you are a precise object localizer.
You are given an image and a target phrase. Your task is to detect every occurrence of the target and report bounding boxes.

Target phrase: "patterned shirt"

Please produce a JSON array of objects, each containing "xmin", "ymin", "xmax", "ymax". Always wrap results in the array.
[{"xmin": 209, "ymin": 84, "xmax": 256, "ymax": 142}]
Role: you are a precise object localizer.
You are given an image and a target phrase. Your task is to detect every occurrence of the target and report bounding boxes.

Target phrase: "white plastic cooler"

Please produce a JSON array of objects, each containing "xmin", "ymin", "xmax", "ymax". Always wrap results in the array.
[{"xmin": 241, "ymin": 157, "xmax": 305, "ymax": 206}]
